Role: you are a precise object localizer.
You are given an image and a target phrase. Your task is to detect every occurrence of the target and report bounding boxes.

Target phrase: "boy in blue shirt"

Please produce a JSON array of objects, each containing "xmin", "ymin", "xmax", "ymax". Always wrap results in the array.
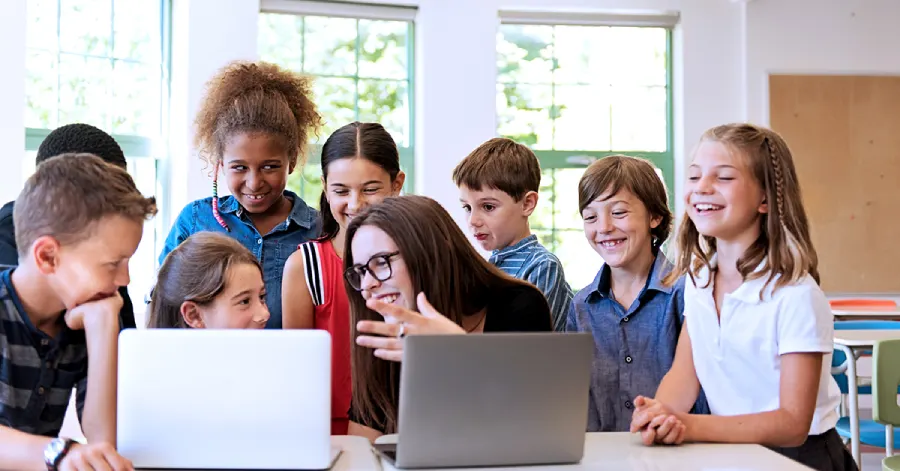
[
  {"xmin": 453, "ymin": 138, "xmax": 572, "ymax": 331},
  {"xmin": 0, "ymin": 154, "xmax": 156, "ymax": 470}
]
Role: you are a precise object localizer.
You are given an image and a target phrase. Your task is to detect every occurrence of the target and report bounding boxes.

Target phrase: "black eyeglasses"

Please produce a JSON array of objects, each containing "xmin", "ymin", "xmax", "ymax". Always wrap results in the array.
[{"xmin": 344, "ymin": 251, "xmax": 401, "ymax": 291}]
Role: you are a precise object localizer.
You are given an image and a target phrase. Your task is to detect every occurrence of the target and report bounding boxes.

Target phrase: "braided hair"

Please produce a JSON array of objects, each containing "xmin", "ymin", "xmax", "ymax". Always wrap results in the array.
[{"xmin": 193, "ymin": 61, "xmax": 323, "ymax": 230}]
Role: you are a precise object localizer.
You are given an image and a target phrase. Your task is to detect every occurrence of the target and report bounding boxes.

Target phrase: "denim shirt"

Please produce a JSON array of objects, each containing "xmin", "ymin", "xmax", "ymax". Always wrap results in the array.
[
  {"xmin": 566, "ymin": 252, "xmax": 708, "ymax": 432},
  {"xmin": 159, "ymin": 191, "xmax": 320, "ymax": 328}
]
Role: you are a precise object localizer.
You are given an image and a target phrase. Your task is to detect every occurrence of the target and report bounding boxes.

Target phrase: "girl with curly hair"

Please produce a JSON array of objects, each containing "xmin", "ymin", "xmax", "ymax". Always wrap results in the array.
[{"xmin": 159, "ymin": 60, "xmax": 323, "ymax": 328}]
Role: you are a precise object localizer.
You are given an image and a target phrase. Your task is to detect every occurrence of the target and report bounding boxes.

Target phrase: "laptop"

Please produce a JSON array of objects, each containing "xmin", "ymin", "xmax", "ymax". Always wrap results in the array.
[
  {"xmin": 374, "ymin": 332, "xmax": 593, "ymax": 469},
  {"xmin": 117, "ymin": 329, "xmax": 342, "ymax": 470}
]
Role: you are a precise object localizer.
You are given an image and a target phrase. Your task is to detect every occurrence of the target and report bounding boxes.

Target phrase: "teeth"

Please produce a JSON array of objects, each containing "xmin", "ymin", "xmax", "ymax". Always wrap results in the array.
[
  {"xmin": 695, "ymin": 203, "xmax": 723, "ymax": 211},
  {"xmin": 600, "ymin": 240, "xmax": 624, "ymax": 248},
  {"xmin": 246, "ymin": 194, "xmax": 266, "ymax": 200},
  {"xmin": 381, "ymin": 294, "xmax": 398, "ymax": 304}
]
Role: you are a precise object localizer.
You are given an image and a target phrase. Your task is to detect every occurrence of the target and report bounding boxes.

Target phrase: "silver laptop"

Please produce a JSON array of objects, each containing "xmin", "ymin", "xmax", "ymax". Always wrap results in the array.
[
  {"xmin": 375, "ymin": 332, "xmax": 593, "ymax": 469},
  {"xmin": 117, "ymin": 329, "xmax": 342, "ymax": 470}
]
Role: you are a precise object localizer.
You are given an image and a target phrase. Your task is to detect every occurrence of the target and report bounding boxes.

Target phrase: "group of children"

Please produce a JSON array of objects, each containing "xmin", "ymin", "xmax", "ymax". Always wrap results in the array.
[{"xmin": 0, "ymin": 59, "xmax": 854, "ymax": 471}]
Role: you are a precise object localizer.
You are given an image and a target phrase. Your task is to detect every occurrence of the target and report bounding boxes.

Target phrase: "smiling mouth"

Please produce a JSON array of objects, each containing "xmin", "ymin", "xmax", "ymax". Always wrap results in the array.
[
  {"xmin": 243, "ymin": 193, "xmax": 269, "ymax": 201},
  {"xmin": 693, "ymin": 203, "xmax": 724, "ymax": 213},
  {"xmin": 378, "ymin": 293, "xmax": 400, "ymax": 304},
  {"xmin": 598, "ymin": 238, "xmax": 625, "ymax": 249}
]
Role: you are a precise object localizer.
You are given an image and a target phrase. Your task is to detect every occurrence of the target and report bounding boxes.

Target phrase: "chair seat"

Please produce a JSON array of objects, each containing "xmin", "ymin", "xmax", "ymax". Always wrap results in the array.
[
  {"xmin": 837, "ymin": 417, "xmax": 900, "ymax": 449},
  {"xmin": 883, "ymin": 454, "xmax": 900, "ymax": 471}
]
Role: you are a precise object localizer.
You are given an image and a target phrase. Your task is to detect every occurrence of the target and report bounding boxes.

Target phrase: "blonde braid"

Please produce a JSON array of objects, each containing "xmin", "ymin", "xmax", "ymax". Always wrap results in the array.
[{"xmin": 765, "ymin": 136, "xmax": 786, "ymax": 224}]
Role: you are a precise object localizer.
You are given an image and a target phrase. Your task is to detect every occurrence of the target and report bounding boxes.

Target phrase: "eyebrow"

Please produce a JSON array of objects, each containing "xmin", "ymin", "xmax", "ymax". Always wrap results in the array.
[
  {"xmin": 230, "ymin": 289, "xmax": 253, "ymax": 301},
  {"xmin": 476, "ymin": 197, "xmax": 502, "ymax": 204},
  {"xmin": 226, "ymin": 159, "xmax": 284, "ymax": 165},
  {"xmin": 330, "ymin": 181, "xmax": 384, "ymax": 187},
  {"xmin": 689, "ymin": 164, "xmax": 738, "ymax": 170}
]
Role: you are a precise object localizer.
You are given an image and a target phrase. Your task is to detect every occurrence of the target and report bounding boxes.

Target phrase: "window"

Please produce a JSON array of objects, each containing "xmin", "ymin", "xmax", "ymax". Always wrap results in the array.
[
  {"xmin": 24, "ymin": 0, "xmax": 171, "ymax": 324},
  {"xmin": 497, "ymin": 19, "xmax": 673, "ymax": 290},
  {"xmin": 258, "ymin": 1, "xmax": 416, "ymax": 205}
]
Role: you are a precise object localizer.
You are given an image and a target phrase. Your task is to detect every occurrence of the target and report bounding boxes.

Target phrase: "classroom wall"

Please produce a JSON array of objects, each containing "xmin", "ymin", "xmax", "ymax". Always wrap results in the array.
[{"xmin": 1, "ymin": 0, "xmax": 897, "ymax": 241}]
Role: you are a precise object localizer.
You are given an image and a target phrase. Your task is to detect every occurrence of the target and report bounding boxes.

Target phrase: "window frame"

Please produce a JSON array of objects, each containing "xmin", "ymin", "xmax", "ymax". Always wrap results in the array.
[
  {"xmin": 23, "ymin": 0, "xmax": 173, "ymax": 292},
  {"xmin": 259, "ymin": 0, "xmax": 418, "ymax": 194}
]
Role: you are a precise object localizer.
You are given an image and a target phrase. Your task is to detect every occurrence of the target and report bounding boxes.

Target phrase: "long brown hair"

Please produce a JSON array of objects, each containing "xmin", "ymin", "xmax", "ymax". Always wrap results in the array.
[
  {"xmin": 667, "ymin": 123, "xmax": 819, "ymax": 294},
  {"xmin": 344, "ymin": 195, "xmax": 533, "ymax": 433},
  {"xmin": 148, "ymin": 231, "xmax": 262, "ymax": 328}
]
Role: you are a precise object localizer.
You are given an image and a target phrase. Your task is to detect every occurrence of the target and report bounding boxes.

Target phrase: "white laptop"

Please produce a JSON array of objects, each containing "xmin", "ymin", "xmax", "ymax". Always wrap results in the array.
[{"xmin": 117, "ymin": 329, "xmax": 341, "ymax": 470}]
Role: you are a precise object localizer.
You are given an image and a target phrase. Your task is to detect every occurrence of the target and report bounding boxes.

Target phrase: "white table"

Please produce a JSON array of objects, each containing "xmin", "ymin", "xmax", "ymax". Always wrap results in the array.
[
  {"xmin": 833, "ymin": 329, "xmax": 900, "ymax": 467},
  {"xmin": 374, "ymin": 432, "xmax": 811, "ymax": 470},
  {"xmin": 833, "ymin": 309, "xmax": 900, "ymax": 322},
  {"xmin": 137, "ymin": 436, "xmax": 379, "ymax": 471}
]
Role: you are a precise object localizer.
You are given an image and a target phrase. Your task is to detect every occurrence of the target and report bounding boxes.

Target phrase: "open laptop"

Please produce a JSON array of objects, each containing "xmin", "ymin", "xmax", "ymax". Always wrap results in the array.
[
  {"xmin": 117, "ymin": 329, "xmax": 342, "ymax": 470},
  {"xmin": 375, "ymin": 332, "xmax": 593, "ymax": 469}
]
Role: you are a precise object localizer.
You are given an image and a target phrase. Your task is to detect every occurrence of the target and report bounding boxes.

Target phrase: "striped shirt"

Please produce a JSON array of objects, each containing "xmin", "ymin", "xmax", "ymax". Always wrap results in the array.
[
  {"xmin": 0, "ymin": 268, "xmax": 87, "ymax": 436},
  {"xmin": 489, "ymin": 234, "xmax": 573, "ymax": 331}
]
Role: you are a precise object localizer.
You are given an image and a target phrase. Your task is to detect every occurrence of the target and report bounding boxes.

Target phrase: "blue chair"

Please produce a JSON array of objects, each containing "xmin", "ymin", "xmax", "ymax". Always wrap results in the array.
[{"xmin": 834, "ymin": 320, "xmax": 900, "ymax": 449}]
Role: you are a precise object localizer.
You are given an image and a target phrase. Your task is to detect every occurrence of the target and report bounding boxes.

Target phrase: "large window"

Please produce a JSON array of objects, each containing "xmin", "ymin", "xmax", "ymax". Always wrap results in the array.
[
  {"xmin": 24, "ymin": 0, "xmax": 171, "ymax": 321},
  {"xmin": 497, "ymin": 19, "xmax": 673, "ymax": 290},
  {"xmin": 258, "ymin": 1, "xmax": 416, "ymax": 204}
]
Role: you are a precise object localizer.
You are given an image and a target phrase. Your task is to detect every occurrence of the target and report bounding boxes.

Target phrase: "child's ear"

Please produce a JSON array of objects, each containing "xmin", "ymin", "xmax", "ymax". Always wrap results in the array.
[
  {"xmin": 758, "ymin": 196, "xmax": 769, "ymax": 214},
  {"xmin": 650, "ymin": 214, "xmax": 663, "ymax": 229},
  {"xmin": 391, "ymin": 171, "xmax": 407, "ymax": 195},
  {"xmin": 180, "ymin": 302, "xmax": 205, "ymax": 329},
  {"xmin": 521, "ymin": 191, "xmax": 539, "ymax": 217},
  {"xmin": 32, "ymin": 236, "xmax": 61, "ymax": 275}
]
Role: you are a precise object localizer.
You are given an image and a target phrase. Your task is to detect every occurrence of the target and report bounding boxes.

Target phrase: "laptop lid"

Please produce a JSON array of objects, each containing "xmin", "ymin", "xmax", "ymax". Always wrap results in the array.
[
  {"xmin": 392, "ymin": 332, "xmax": 593, "ymax": 469},
  {"xmin": 117, "ymin": 329, "xmax": 334, "ymax": 470}
]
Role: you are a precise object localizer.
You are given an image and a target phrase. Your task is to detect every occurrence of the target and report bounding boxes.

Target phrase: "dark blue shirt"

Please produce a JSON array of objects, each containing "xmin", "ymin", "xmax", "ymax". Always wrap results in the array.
[
  {"xmin": 566, "ymin": 252, "xmax": 707, "ymax": 432},
  {"xmin": 159, "ymin": 191, "xmax": 320, "ymax": 328},
  {"xmin": 0, "ymin": 269, "xmax": 87, "ymax": 437}
]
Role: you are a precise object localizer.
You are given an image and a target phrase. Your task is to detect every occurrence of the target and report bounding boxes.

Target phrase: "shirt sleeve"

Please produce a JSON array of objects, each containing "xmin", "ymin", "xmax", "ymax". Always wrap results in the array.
[
  {"xmin": 158, "ymin": 203, "xmax": 195, "ymax": 266},
  {"xmin": 777, "ymin": 280, "xmax": 834, "ymax": 355},
  {"xmin": 565, "ymin": 301, "xmax": 579, "ymax": 332},
  {"xmin": 521, "ymin": 257, "xmax": 574, "ymax": 332}
]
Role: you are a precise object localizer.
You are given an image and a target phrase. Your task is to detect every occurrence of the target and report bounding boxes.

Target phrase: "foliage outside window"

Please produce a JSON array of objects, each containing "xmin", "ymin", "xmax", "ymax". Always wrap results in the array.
[
  {"xmin": 497, "ymin": 24, "xmax": 672, "ymax": 290},
  {"xmin": 258, "ymin": 12, "xmax": 415, "ymax": 206}
]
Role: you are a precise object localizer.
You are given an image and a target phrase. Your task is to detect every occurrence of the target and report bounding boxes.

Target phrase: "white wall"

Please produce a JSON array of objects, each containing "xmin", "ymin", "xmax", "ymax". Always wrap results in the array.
[
  {"xmin": 746, "ymin": 0, "xmax": 900, "ymax": 126},
  {"xmin": 0, "ymin": 1, "xmax": 26, "ymax": 204}
]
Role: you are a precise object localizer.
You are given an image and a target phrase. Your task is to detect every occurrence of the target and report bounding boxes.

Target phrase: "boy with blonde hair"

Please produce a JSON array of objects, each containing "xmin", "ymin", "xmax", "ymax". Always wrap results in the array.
[
  {"xmin": 453, "ymin": 138, "xmax": 572, "ymax": 330},
  {"xmin": 0, "ymin": 154, "xmax": 156, "ymax": 470}
]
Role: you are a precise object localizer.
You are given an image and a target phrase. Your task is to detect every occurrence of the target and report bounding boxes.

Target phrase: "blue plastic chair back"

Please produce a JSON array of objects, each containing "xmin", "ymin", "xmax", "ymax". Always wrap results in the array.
[{"xmin": 833, "ymin": 320, "xmax": 900, "ymax": 393}]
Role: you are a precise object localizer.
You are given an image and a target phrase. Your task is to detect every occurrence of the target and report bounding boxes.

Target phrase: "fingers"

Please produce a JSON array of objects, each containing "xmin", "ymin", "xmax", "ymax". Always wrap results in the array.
[
  {"xmin": 633, "ymin": 395, "xmax": 649, "ymax": 409},
  {"xmin": 661, "ymin": 421, "xmax": 686, "ymax": 445},
  {"xmin": 640, "ymin": 426, "xmax": 657, "ymax": 446},
  {"xmin": 99, "ymin": 444, "xmax": 134, "ymax": 471},
  {"xmin": 366, "ymin": 298, "xmax": 420, "ymax": 323},
  {"xmin": 416, "ymin": 293, "xmax": 439, "ymax": 318},
  {"xmin": 373, "ymin": 348, "xmax": 404, "ymax": 362},
  {"xmin": 356, "ymin": 335, "xmax": 403, "ymax": 351},
  {"xmin": 653, "ymin": 416, "xmax": 676, "ymax": 441},
  {"xmin": 630, "ymin": 408, "xmax": 655, "ymax": 432},
  {"xmin": 357, "ymin": 320, "xmax": 403, "ymax": 338}
]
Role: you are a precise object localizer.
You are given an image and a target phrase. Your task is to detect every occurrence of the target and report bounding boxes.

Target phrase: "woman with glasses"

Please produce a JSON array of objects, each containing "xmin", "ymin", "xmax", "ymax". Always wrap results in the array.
[
  {"xmin": 343, "ymin": 195, "xmax": 552, "ymax": 440},
  {"xmin": 281, "ymin": 122, "xmax": 405, "ymax": 436}
]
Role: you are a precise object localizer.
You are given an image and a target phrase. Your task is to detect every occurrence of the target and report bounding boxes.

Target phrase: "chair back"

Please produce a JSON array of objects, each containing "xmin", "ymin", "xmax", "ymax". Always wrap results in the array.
[{"xmin": 872, "ymin": 339, "xmax": 900, "ymax": 426}]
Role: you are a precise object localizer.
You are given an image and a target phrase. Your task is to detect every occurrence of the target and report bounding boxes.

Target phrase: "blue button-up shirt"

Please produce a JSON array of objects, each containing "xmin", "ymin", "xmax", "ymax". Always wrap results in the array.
[
  {"xmin": 566, "ymin": 252, "xmax": 707, "ymax": 432},
  {"xmin": 489, "ymin": 235, "xmax": 573, "ymax": 331},
  {"xmin": 159, "ymin": 191, "xmax": 320, "ymax": 328}
]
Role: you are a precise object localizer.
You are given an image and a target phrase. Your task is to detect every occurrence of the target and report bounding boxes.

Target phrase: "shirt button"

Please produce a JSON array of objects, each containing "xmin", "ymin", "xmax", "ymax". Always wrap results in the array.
[
  {"xmin": 625, "ymin": 356, "xmax": 633, "ymax": 364},
  {"xmin": 45, "ymin": 361, "xmax": 51, "ymax": 369},
  {"xmin": 257, "ymin": 238, "xmax": 262, "ymax": 245},
  {"xmin": 38, "ymin": 387, "xmax": 45, "ymax": 395},
  {"xmin": 623, "ymin": 316, "xmax": 630, "ymax": 323},
  {"xmin": 40, "ymin": 339, "xmax": 49, "ymax": 346},
  {"xmin": 625, "ymin": 401, "xmax": 633, "ymax": 409}
]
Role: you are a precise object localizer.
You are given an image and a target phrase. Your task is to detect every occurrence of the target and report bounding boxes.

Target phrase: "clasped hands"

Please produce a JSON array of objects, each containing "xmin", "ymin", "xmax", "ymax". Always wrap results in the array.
[{"xmin": 629, "ymin": 396, "xmax": 688, "ymax": 446}]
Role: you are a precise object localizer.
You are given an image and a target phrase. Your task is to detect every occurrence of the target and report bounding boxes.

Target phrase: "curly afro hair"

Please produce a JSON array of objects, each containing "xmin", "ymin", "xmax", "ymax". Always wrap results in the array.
[
  {"xmin": 193, "ymin": 60, "xmax": 322, "ymax": 171},
  {"xmin": 35, "ymin": 123, "xmax": 127, "ymax": 169}
]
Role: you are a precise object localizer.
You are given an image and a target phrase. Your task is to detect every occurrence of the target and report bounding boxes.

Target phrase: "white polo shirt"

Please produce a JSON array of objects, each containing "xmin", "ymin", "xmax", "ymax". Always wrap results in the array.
[{"xmin": 684, "ymin": 261, "xmax": 840, "ymax": 435}]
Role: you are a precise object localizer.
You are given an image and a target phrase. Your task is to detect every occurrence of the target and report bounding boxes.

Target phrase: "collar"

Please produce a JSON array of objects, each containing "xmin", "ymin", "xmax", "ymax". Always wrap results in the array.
[
  {"xmin": 490, "ymin": 234, "xmax": 539, "ymax": 263},
  {"xmin": 0, "ymin": 269, "xmax": 73, "ymax": 346},
  {"xmin": 588, "ymin": 250, "xmax": 674, "ymax": 299},
  {"xmin": 218, "ymin": 190, "xmax": 316, "ymax": 229},
  {"xmin": 692, "ymin": 254, "xmax": 773, "ymax": 304}
]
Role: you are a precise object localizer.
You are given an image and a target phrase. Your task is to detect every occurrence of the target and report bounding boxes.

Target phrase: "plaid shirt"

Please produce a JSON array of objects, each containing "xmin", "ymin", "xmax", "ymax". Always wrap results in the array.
[
  {"xmin": 489, "ymin": 235, "xmax": 573, "ymax": 331},
  {"xmin": 0, "ymin": 268, "xmax": 87, "ymax": 437}
]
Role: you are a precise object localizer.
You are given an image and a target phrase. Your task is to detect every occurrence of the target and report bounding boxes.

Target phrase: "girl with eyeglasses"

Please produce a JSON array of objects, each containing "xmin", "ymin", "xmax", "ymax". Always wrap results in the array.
[
  {"xmin": 343, "ymin": 195, "xmax": 552, "ymax": 441},
  {"xmin": 281, "ymin": 122, "xmax": 405, "ymax": 436}
]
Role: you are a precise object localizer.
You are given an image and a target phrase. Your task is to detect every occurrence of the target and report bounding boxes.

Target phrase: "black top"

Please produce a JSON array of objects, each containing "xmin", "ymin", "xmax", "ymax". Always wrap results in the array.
[
  {"xmin": 0, "ymin": 200, "xmax": 136, "ymax": 329},
  {"xmin": 350, "ymin": 282, "xmax": 553, "ymax": 433}
]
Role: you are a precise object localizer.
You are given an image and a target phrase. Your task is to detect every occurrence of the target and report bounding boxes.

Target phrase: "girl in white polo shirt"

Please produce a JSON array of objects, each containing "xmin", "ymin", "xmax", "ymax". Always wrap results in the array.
[{"xmin": 629, "ymin": 123, "xmax": 854, "ymax": 471}]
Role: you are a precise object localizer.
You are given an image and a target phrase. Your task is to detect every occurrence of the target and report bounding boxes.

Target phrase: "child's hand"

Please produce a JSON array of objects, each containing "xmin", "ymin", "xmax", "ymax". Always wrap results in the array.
[
  {"xmin": 356, "ymin": 292, "xmax": 465, "ymax": 362},
  {"xmin": 630, "ymin": 395, "xmax": 686, "ymax": 446},
  {"xmin": 59, "ymin": 442, "xmax": 134, "ymax": 471},
  {"xmin": 65, "ymin": 292, "xmax": 123, "ymax": 332}
]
